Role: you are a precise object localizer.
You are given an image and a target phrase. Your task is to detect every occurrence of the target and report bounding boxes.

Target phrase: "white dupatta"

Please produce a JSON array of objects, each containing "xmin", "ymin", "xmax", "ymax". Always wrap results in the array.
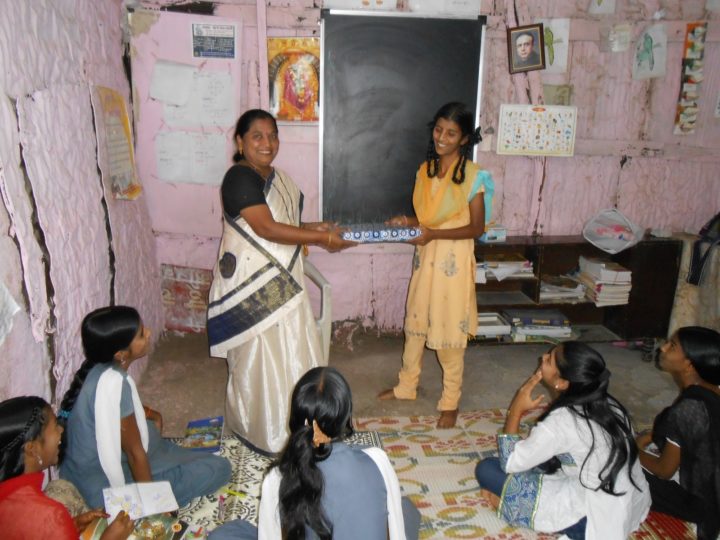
[{"xmin": 94, "ymin": 367, "xmax": 149, "ymax": 487}]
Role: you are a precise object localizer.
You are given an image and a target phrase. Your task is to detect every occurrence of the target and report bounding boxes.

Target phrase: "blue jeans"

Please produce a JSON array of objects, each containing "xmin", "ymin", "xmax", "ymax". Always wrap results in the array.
[{"xmin": 475, "ymin": 457, "xmax": 587, "ymax": 540}]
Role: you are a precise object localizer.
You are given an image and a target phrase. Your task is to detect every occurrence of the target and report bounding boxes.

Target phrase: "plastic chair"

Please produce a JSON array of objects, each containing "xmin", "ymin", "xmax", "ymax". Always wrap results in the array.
[{"xmin": 303, "ymin": 260, "xmax": 332, "ymax": 364}]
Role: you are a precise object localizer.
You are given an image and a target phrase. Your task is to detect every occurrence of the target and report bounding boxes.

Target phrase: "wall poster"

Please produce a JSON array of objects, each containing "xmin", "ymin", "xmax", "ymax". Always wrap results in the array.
[
  {"xmin": 497, "ymin": 104, "xmax": 577, "ymax": 157},
  {"xmin": 89, "ymin": 86, "xmax": 142, "ymax": 200},
  {"xmin": 267, "ymin": 37, "xmax": 320, "ymax": 122},
  {"xmin": 673, "ymin": 22, "xmax": 707, "ymax": 135}
]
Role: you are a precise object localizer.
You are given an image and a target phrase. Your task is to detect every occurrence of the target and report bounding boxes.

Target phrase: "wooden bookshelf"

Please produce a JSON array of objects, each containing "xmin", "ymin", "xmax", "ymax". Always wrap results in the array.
[{"xmin": 473, "ymin": 235, "xmax": 682, "ymax": 341}]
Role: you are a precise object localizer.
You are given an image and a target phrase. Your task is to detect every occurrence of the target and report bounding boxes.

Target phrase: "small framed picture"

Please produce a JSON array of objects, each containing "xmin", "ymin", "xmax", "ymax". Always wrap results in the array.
[{"xmin": 507, "ymin": 24, "xmax": 546, "ymax": 74}]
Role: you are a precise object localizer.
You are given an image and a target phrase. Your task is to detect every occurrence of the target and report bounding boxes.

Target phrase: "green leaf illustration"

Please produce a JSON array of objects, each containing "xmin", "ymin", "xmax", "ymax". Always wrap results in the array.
[{"xmin": 544, "ymin": 27, "xmax": 555, "ymax": 65}]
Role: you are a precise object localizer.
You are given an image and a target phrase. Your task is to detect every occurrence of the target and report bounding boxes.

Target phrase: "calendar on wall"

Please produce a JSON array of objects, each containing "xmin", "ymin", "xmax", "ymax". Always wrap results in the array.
[{"xmin": 496, "ymin": 104, "xmax": 577, "ymax": 157}]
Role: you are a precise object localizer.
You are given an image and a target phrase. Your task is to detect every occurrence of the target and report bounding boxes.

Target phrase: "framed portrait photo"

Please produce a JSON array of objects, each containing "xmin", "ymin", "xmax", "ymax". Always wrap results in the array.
[{"xmin": 507, "ymin": 24, "xmax": 546, "ymax": 74}]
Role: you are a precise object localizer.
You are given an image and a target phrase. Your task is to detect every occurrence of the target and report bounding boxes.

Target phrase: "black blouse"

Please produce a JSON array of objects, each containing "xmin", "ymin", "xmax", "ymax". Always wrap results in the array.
[{"xmin": 221, "ymin": 165, "xmax": 267, "ymax": 219}]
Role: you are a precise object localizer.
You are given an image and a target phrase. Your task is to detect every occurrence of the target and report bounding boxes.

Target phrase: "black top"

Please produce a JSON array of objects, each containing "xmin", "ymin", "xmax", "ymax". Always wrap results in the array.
[
  {"xmin": 652, "ymin": 385, "xmax": 720, "ymax": 538},
  {"xmin": 221, "ymin": 165, "xmax": 267, "ymax": 219}
]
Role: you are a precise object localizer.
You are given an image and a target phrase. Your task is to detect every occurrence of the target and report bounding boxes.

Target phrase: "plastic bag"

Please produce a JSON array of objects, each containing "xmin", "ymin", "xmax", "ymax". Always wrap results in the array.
[{"xmin": 582, "ymin": 208, "xmax": 644, "ymax": 254}]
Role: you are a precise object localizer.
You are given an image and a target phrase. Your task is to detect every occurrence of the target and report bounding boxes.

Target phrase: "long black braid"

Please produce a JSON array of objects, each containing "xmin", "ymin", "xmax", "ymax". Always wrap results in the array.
[
  {"xmin": 425, "ymin": 102, "xmax": 482, "ymax": 185},
  {"xmin": 0, "ymin": 396, "xmax": 49, "ymax": 481}
]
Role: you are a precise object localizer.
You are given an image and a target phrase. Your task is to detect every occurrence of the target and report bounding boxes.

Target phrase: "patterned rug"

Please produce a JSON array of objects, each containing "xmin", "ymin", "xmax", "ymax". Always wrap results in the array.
[
  {"xmin": 177, "ymin": 430, "xmax": 382, "ymax": 533},
  {"xmin": 356, "ymin": 411, "xmax": 695, "ymax": 540},
  {"xmin": 177, "ymin": 414, "xmax": 694, "ymax": 539}
]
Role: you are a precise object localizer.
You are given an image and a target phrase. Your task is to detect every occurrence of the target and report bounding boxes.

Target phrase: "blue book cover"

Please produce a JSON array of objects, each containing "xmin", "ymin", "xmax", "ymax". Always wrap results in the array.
[{"xmin": 180, "ymin": 416, "xmax": 223, "ymax": 453}]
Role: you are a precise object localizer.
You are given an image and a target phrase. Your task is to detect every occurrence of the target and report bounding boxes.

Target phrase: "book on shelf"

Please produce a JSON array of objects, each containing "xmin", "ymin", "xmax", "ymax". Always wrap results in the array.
[
  {"xmin": 178, "ymin": 415, "xmax": 223, "ymax": 453},
  {"xmin": 539, "ymin": 274, "xmax": 586, "ymax": 300},
  {"xmin": 578, "ymin": 256, "xmax": 631, "ymax": 283},
  {"xmin": 475, "ymin": 312, "xmax": 512, "ymax": 337},
  {"xmin": 475, "ymin": 265, "xmax": 487, "ymax": 284},
  {"xmin": 513, "ymin": 325, "xmax": 573, "ymax": 337},
  {"xmin": 575, "ymin": 272, "xmax": 632, "ymax": 292},
  {"xmin": 502, "ymin": 308, "xmax": 570, "ymax": 328}
]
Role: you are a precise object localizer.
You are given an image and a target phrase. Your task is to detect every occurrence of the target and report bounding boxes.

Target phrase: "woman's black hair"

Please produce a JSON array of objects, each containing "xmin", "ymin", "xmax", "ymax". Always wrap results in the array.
[
  {"xmin": 274, "ymin": 367, "xmax": 354, "ymax": 540},
  {"xmin": 0, "ymin": 396, "xmax": 50, "ymax": 481},
  {"xmin": 676, "ymin": 326, "xmax": 720, "ymax": 385},
  {"xmin": 58, "ymin": 306, "xmax": 140, "ymax": 427},
  {"xmin": 232, "ymin": 109, "xmax": 278, "ymax": 163},
  {"xmin": 537, "ymin": 341, "xmax": 640, "ymax": 495},
  {"xmin": 425, "ymin": 102, "xmax": 482, "ymax": 185}
]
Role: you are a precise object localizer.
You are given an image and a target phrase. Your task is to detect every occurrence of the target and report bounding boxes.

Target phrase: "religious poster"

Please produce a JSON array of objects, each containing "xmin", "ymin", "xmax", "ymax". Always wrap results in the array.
[
  {"xmin": 673, "ymin": 22, "xmax": 707, "ymax": 135},
  {"xmin": 267, "ymin": 37, "xmax": 320, "ymax": 122},
  {"xmin": 496, "ymin": 104, "xmax": 577, "ymax": 157},
  {"xmin": 89, "ymin": 86, "xmax": 142, "ymax": 200}
]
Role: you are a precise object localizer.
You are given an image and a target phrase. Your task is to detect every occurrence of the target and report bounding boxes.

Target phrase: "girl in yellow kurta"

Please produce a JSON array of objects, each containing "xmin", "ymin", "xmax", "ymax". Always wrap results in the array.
[{"xmin": 379, "ymin": 102, "xmax": 494, "ymax": 428}]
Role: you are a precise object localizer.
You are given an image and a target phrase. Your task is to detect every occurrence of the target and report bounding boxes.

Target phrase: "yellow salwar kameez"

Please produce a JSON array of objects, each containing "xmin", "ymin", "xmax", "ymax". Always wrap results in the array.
[{"xmin": 393, "ymin": 159, "xmax": 490, "ymax": 411}]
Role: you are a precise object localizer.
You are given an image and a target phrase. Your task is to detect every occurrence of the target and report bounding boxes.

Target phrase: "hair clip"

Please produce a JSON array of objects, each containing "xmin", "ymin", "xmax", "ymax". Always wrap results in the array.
[{"xmin": 57, "ymin": 409, "xmax": 71, "ymax": 420}]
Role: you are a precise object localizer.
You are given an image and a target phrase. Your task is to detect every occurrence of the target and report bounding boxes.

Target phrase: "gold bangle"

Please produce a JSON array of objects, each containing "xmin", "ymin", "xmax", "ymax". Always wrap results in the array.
[
  {"xmin": 403, "ymin": 216, "xmax": 408, "ymax": 226},
  {"xmin": 327, "ymin": 232, "xmax": 332, "ymax": 248}
]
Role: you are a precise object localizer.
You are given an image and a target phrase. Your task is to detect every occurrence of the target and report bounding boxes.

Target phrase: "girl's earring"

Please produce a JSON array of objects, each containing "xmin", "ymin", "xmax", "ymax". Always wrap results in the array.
[{"xmin": 36, "ymin": 454, "xmax": 43, "ymax": 466}]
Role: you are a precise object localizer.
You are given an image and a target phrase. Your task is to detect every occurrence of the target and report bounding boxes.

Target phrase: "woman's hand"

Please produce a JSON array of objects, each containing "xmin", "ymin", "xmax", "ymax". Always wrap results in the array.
[
  {"xmin": 303, "ymin": 221, "xmax": 338, "ymax": 232},
  {"xmin": 509, "ymin": 370, "xmax": 546, "ymax": 417},
  {"xmin": 503, "ymin": 370, "xmax": 545, "ymax": 434},
  {"xmin": 635, "ymin": 431, "xmax": 652, "ymax": 450},
  {"xmin": 74, "ymin": 509, "xmax": 109, "ymax": 533},
  {"xmin": 143, "ymin": 406, "xmax": 163, "ymax": 434},
  {"xmin": 100, "ymin": 511, "xmax": 135, "ymax": 540},
  {"xmin": 408, "ymin": 225, "xmax": 434, "ymax": 246},
  {"xmin": 385, "ymin": 215, "xmax": 408, "ymax": 227},
  {"xmin": 321, "ymin": 230, "xmax": 356, "ymax": 253}
]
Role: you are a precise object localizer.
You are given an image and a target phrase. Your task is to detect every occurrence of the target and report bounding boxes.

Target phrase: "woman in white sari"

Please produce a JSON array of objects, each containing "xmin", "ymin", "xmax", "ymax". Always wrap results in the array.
[{"xmin": 207, "ymin": 110, "xmax": 355, "ymax": 454}]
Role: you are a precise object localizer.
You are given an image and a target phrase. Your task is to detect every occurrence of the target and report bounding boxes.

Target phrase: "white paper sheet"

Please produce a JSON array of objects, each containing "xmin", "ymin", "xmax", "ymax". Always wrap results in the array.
[
  {"xmin": 537, "ymin": 18, "xmax": 570, "ymax": 74},
  {"xmin": 588, "ymin": 0, "xmax": 616, "ymax": 15},
  {"xmin": 103, "ymin": 481, "xmax": 178, "ymax": 521},
  {"xmin": 0, "ymin": 280, "xmax": 20, "ymax": 347},
  {"xmin": 163, "ymin": 71, "xmax": 234, "ymax": 127},
  {"xmin": 149, "ymin": 60, "xmax": 196, "ymax": 106},
  {"xmin": 632, "ymin": 24, "xmax": 667, "ymax": 80},
  {"xmin": 156, "ymin": 130, "xmax": 227, "ymax": 185}
]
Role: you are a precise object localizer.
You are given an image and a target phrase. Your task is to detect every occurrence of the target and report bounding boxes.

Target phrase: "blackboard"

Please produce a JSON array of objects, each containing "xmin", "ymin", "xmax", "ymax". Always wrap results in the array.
[{"xmin": 321, "ymin": 12, "xmax": 484, "ymax": 224}]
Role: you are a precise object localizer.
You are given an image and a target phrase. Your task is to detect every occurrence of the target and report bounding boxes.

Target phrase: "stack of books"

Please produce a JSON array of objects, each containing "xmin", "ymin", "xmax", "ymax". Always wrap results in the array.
[
  {"xmin": 502, "ymin": 308, "xmax": 572, "ymax": 342},
  {"xmin": 577, "ymin": 256, "xmax": 632, "ymax": 307},
  {"xmin": 475, "ymin": 312, "xmax": 512, "ymax": 338},
  {"xmin": 479, "ymin": 252, "xmax": 534, "ymax": 281},
  {"xmin": 539, "ymin": 274, "xmax": 586, "ymax": 301}
]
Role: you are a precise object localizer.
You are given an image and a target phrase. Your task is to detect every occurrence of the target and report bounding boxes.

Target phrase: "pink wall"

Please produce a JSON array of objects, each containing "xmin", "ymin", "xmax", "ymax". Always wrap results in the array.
[
  {"xmin": 135, "ymin": 0, "xmax": 720, "ymax": 333},
  {"xmin": 0, "ymin": 0, "xmax": 163, "ymax": 403}
]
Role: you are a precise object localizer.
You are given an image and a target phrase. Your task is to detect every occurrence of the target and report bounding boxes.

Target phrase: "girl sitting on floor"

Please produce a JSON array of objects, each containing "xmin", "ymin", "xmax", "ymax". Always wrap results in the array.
[
  {"xmin": 0, "ymin": 396, "xmax": 134, "ymax": 539},
  {"xmin": 636, "ymin": 326, "xmax": 720, "ymax": 540},
  {"xmin": 59, "ymin": 306, "xmax": 231, "ymax": 508},
  {"xmin": 209, "ymin": 366, "xmax": 420, "ymax": 540},
  {"xmin": 476, "ymin": 341, "xmax": 650, "ymax": 539}
]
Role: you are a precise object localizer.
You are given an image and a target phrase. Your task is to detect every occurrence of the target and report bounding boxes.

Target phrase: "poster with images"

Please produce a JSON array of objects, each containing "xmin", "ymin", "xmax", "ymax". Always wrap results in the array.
[
  {"xmin": 268, "ymin": 37, "xmax": 320, "ymax": 122},
  {"xmin": 497, "ymin": 104, "xmax": 577, "ymax": 157},
  {"xmin": 673, "ymin": 22, "xmax": 707, "ymax": 135},
  {"xmin": 537, "ymin": 18, "xmax": 570, "ymax": 74},
  {"xmin": 632, "ymin": 24, "xmax": 667, "ymax": 80},
  {"xmin": 89, "ymin": 86, "xmax": 142, "ymax": 200}
]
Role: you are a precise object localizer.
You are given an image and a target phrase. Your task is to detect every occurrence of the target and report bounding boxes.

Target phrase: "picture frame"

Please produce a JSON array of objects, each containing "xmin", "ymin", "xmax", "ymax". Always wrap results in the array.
[
  {"xmin": 267, "ymin": 37, "xmax": 320, "ymax": 122},
  {"xmin": 507, "ymin": 23, "xmax": 546, "ymax": 74}
]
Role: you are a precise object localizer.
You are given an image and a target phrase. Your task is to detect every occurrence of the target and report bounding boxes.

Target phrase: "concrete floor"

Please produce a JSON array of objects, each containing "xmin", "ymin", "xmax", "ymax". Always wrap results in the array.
[{"xmin": 138, "ymin": 331, "xmax": 679, "ymax": 438}]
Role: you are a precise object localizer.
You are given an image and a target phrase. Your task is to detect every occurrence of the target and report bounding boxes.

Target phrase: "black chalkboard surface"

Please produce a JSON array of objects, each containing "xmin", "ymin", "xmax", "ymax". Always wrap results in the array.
[{"xmin": 321, "ymin": 12, "xmax": 484, "ymax": 224}]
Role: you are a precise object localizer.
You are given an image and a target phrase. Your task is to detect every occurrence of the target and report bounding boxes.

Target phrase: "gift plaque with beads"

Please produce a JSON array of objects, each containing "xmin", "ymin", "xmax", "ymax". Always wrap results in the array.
[{"xmin": 341, "ymin": 223, "xmax": 422, "ymax": 243}]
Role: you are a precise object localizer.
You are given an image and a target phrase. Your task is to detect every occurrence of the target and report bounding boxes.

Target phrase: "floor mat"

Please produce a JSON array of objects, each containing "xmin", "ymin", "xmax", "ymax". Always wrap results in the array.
[{"xmin": 357, "ymin": 410, "xmax": 694, "ymax": 540}]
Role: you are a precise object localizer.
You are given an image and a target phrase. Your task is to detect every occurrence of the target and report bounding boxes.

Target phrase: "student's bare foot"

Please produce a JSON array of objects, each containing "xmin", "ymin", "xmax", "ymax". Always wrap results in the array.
[
  {"xmin": 377, "ymin": 389, "xmax": 397, "ymax": 400},
  {"xmin": 436, "ymin": 409, "xmax": 458, "ymax": 428},
  {"xmin": 480, "ymin": 488, "xmax": 500, "ymax": 510}
]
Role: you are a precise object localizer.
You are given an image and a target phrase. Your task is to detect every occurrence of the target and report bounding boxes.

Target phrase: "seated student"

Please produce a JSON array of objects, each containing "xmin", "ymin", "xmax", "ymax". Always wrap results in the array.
[
  {"xmin": 0, "ymin": 396, "xmax": 134, "ymax": 539},
  {"xmin": 59, "ymin": 306, "xmax": 231, "ymax": 508},
  {"xmin": 209, "ymin": 366, "xmax": 421, "ymax": 540},
  {"xmin": 475, "ymin": 341, "xmax": 650, "ymax": 539},
  {"xmin": 636, "ymin": 326, "xmax": 720, "ymax": 540}
]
